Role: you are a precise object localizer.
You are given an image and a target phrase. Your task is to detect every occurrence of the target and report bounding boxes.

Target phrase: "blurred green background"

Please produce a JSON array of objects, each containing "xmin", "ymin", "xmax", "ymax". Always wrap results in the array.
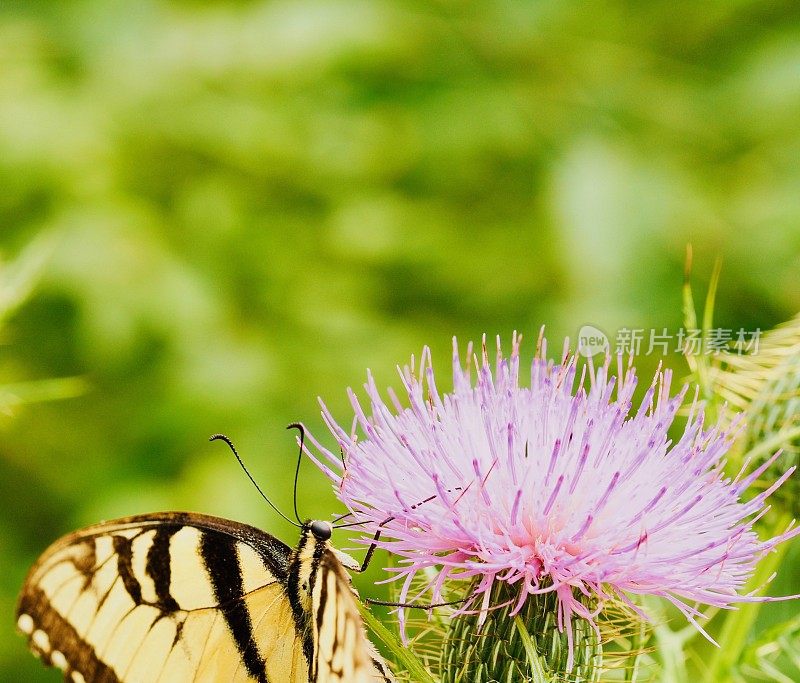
[{"xmin": 1, "ymin": 1, "xmax": 799, "ymax": 680}]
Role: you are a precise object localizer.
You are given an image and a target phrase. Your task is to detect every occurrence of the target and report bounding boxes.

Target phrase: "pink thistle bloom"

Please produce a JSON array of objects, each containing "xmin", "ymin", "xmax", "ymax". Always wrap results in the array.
[{"xmin": 306, "ymin": 332, "xmax": 800, "ymax": 665}]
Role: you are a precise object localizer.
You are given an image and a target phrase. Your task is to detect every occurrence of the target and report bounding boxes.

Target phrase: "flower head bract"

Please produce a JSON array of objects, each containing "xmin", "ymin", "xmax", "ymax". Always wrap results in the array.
[{"xmin": 306, "ymin": 332, "xmax": 799, "ymax": 663}]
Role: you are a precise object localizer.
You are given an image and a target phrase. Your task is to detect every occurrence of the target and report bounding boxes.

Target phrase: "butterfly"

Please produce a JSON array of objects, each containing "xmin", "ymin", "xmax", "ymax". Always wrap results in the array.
[{"xmin": 16, "ymin": 510, "xmax": 396, "ymax": 682}]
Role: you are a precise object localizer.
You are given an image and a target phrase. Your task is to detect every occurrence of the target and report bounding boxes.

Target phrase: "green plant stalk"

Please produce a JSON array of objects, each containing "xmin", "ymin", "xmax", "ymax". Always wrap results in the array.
[
  {"xmin": 624, "ymin": 613, "xmax": 648, "ymax": 683},
  {"xmin": 358, "ymin": 601, "xmax": 438, "ymax": 683},
  {"xmin": 681, "ymin": 264, "xmax": 705, "ymax": 392},
  {"xmin": 702, "ymin": 510, "xmax": 793, "ymax": 683}
]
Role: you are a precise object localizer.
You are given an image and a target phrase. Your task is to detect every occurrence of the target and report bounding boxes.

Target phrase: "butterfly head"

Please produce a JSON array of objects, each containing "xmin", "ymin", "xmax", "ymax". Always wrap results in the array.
[
  {"xmin": 299, "ymin": 520, "xmax": 360, "ymax": 572},
  {"xmin": 308, "ymin": 519, "xmax": 333, "ymax": 541}
]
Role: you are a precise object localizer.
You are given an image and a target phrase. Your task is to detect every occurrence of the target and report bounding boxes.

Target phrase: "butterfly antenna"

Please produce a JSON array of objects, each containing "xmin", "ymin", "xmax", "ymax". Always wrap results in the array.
[
  {"xmin": 286, "ymin": 422, "xmax": 305, "ymax": 525},
  {"xmin": 209, "ymin": 434, "xmax": 301, "ymax": 528},
  {"xmin": 364, "ymin": 595, "xmax": 472, "ymax": 610}
]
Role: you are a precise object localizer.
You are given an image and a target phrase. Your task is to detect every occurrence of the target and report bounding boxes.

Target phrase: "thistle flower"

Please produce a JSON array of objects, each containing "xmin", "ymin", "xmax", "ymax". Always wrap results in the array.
[{"xmin": 307, "ymin": 332, "xmax": 800, "ymax": 671}]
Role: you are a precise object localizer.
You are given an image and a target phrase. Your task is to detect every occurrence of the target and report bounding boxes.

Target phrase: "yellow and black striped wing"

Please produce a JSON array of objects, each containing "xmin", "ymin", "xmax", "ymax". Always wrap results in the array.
[
  {"xmin": 16, "ymin": 512, "xmax": 308, "ymax": 683},
  {"xmin": 311, "ymin": 549, "xmax": 395, "ymax": 683}
]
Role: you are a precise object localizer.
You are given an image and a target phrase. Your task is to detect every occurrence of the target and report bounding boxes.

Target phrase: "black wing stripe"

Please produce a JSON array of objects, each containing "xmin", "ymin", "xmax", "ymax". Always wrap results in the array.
[
  {"xmin": 145, "ymin": 526, "xmax": 181, "ymax": 613},
  {"xmin": 286, "ymin": 531, "xmax": 308, "ymax": 629},
  {"xmin": 315, "ymin": 564, "xmax": 328, "ymax": 635},
  {"xmin": 200, "ymin": 531, "xmax": 269, "ymax": 683},
  {"xmin": 113, "ymin": 535, "xmax": 143, "ymax": 606},
  {"xmin": 19, "ymin": 585, "xmax": 121, "ymax": 683},
  {"xmin": 286, "ymin": 529, "xmax": 317, "ymax": 673},
  {"xmin": 307, "ymin": 538, "xmax": 326, "ymax": 602},
  {"xmin": 308, "ymin": 536, "xmax": 328, "ymax": 680}
]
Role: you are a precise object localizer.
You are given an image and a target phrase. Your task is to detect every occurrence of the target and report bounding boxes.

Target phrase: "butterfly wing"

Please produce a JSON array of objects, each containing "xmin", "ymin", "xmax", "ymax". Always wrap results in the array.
[
  {"xmin": 16, "ymin": 512, "xmax": 310, "ymax": 683},
  {"xmin": 311, "ymin": 548, "xmax": 395, "ymax": 683}
]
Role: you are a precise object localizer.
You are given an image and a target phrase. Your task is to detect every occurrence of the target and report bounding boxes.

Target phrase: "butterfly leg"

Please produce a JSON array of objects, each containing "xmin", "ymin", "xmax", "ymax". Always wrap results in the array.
[
  {"xmin": 356, "ymin": 486, "xmax": 468, "ymax": 573},
  {"xmin": 357, "ymin": 525, "xmax": 388, "ymax": 573}
]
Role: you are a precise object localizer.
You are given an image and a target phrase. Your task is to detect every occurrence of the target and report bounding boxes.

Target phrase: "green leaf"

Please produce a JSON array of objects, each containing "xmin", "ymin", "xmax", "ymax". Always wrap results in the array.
[
  {"xmin": 0, "ymin": 377, "xmax": 88, "ymax": 416},
  {"xmin": 514, "ymin": 616, "xmax": 555, "ymax": 683},
  {"xmin": 0, "ymin": 232, "xmax": 56, "ymax": 325},
  {"xmin": 702, "ymin": 511, "xmax": 794, "ymax": 683},
  {"xmin": 738, "ymin": 611, "xmax": 800, "ymax": 682},
  {"xmin": 358, "ymin": 601, "xmax": 438, "ymax": 683}
]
